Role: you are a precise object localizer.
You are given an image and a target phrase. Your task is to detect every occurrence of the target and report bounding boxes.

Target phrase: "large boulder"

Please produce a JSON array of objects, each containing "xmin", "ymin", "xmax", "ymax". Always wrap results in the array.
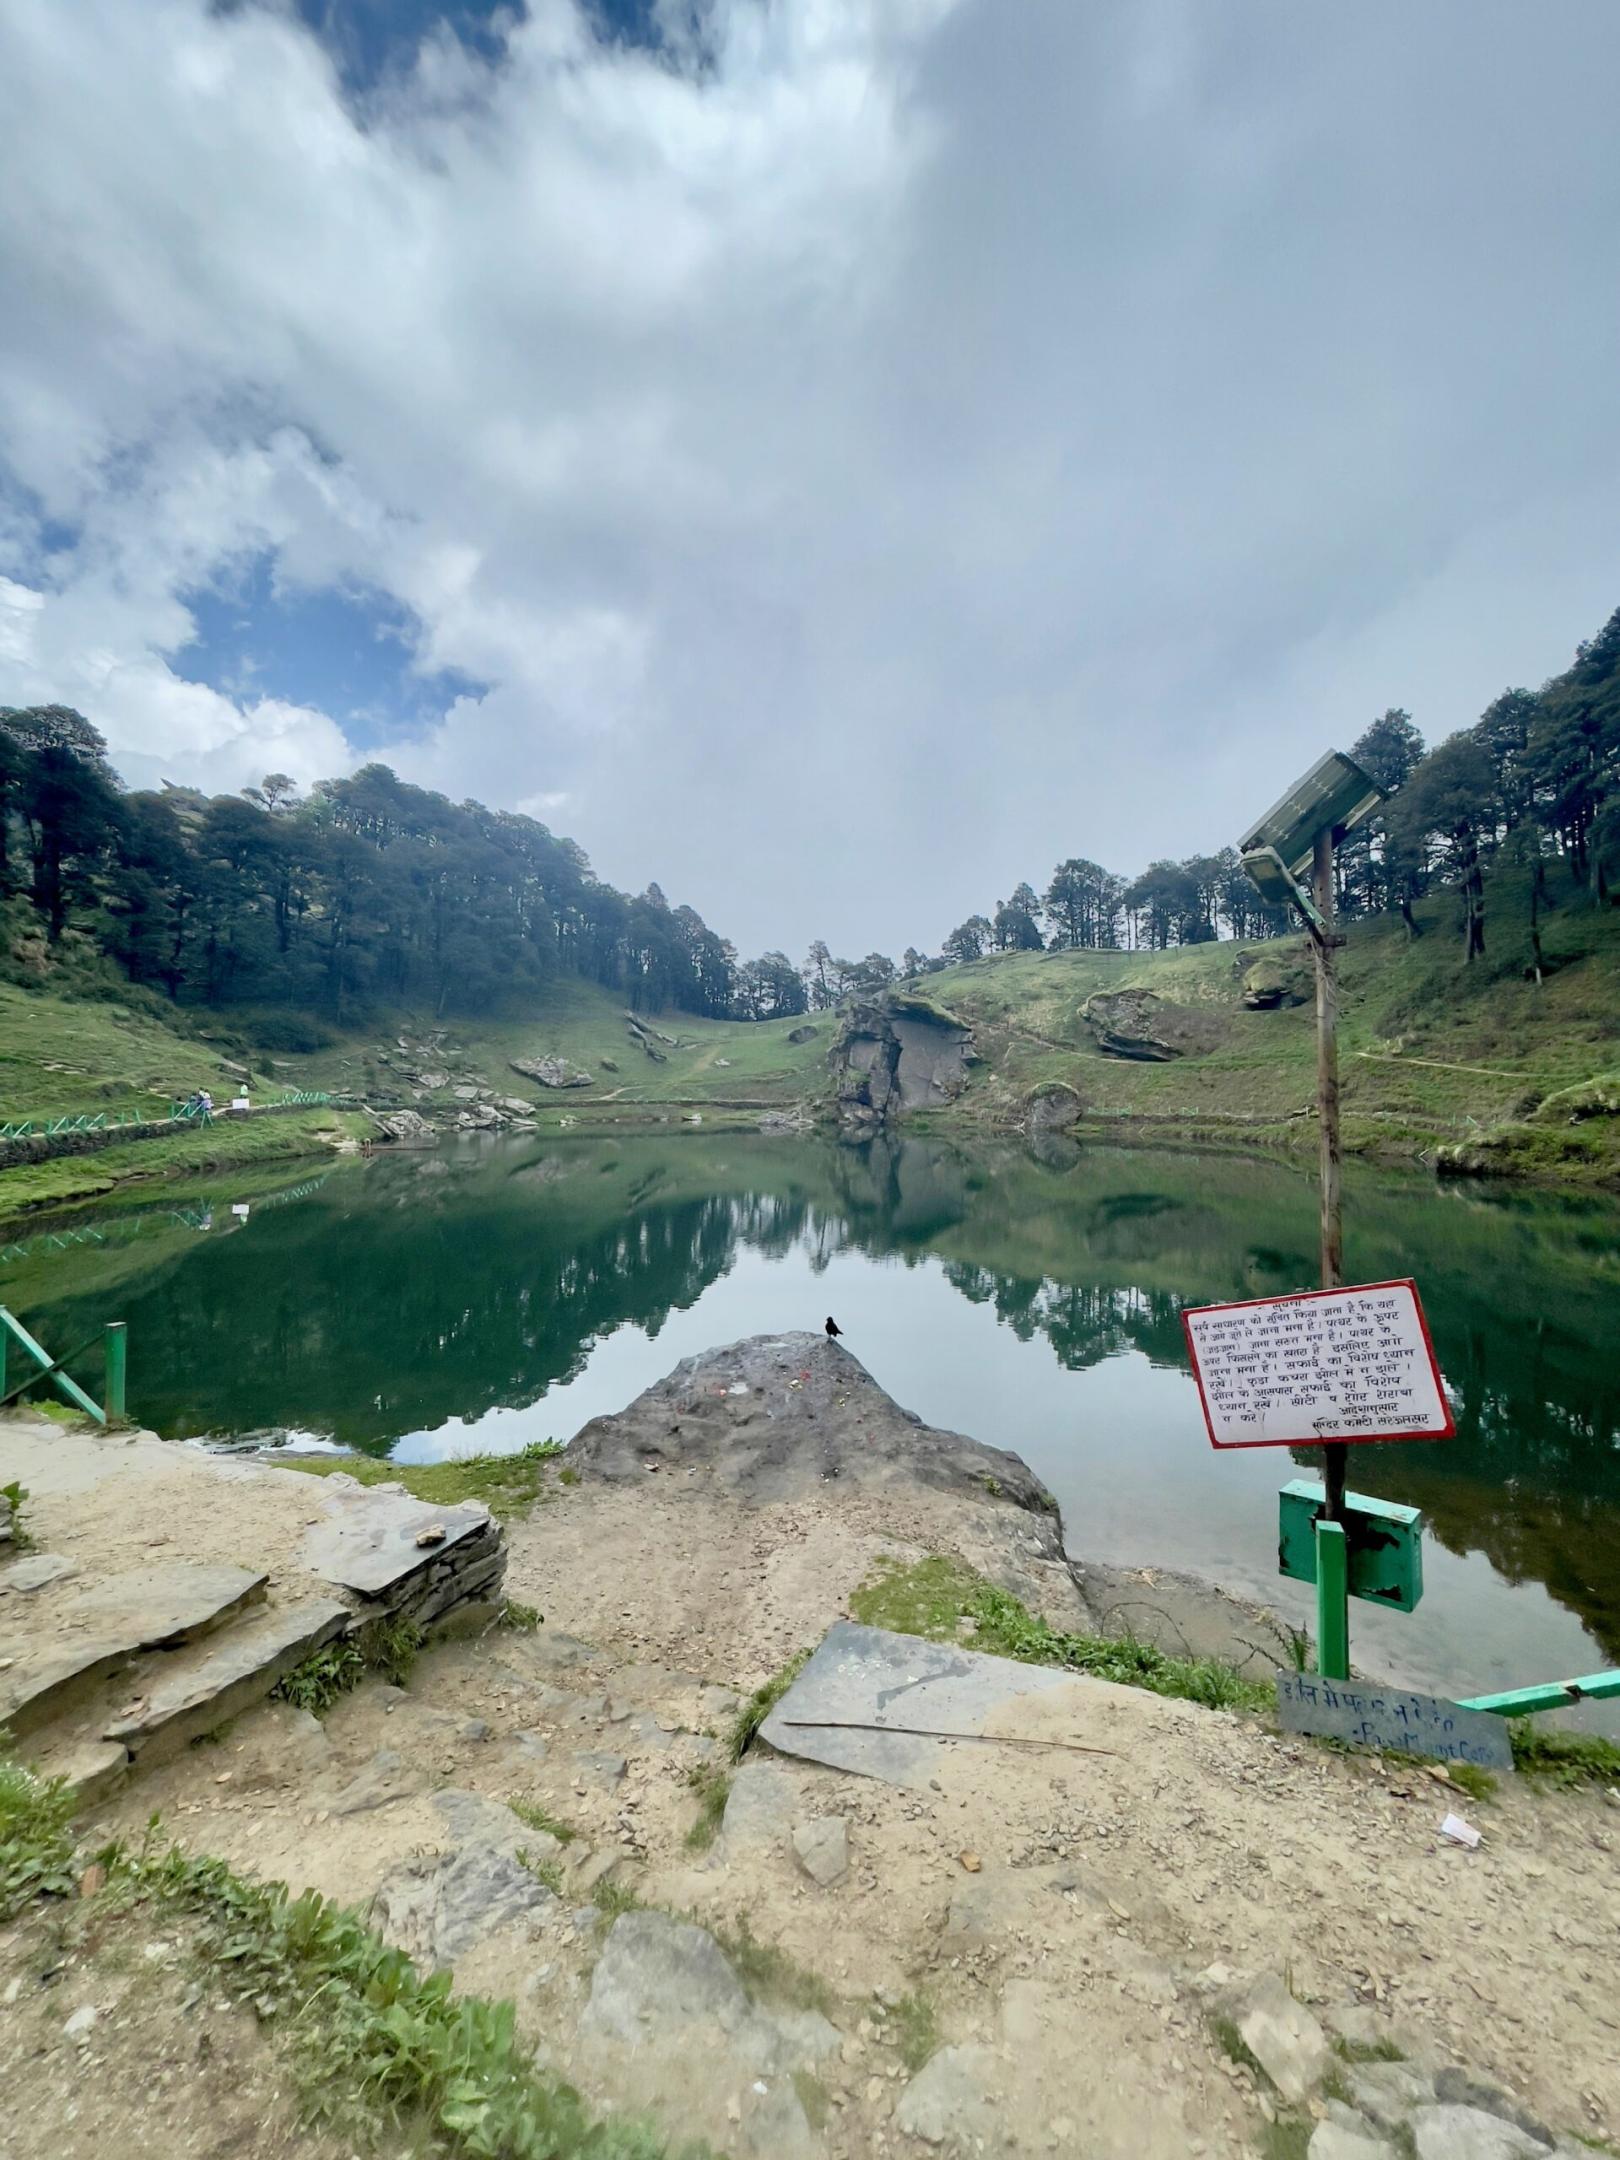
[
  {"xmin": 1081, "ymin": 988, "xmax": 1223, "ymax": 1061},
  {"xmin": 830, "ymin": 991, "xmax": 973, "ymax": 1133},
  {"xmin": 509, "ymin": 1056, "xmax": 593, "ymax": 1089},
  {"xmin": 1025, "ymin": 1080, "xmax": 1083, "ymax": 1133},
  {"xmin": 1240, "ymin": 951, "xmax": 1313, "ymax": 1010}
]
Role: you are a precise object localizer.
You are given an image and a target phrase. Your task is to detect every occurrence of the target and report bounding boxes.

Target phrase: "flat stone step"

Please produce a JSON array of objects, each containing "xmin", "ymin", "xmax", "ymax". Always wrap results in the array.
[
  {"xmin": 31, "ymin": 1736, "xmax": 131, "ymax": 1812},
  {"xmin": 0, "ymin": 1563, "xmax": 268, "ymax": 1739},
  {"xmin": 299, "ymin": 1492, "xmax": 493, "ymax": 1599},
  {"xmin": 104, "ymin": 1597, "xmax": 352, "ymax": 1766}
]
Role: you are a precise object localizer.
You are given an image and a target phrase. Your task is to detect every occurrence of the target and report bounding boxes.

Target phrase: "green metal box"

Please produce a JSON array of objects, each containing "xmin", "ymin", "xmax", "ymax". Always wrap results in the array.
[{"xmin": 1278, "ymin": 1480, "xmax": 1424, "ymax": 1613}]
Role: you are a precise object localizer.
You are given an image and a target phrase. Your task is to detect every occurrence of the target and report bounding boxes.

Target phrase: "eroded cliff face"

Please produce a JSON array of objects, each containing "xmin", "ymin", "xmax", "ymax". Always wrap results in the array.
[{"xmin": 830, "ymin": 993, "xmax": 975, "ymax": 1134}]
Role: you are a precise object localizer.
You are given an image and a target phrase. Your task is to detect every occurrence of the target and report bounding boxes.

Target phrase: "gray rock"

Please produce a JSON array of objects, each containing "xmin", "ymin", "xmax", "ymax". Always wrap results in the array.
[
  {"xmin": 1347, "ymin": 2061, "xmax": 1438, "ymax": 2131},
  {"xmin": 434, "ymin": 1788, "xmax": 535, "ymax": 1852},
  {"xmin": 298, "ymin": 1490, "xmax": 493, "ymax": 1598},
  {"xmin": 719, "ymin": 1761, "xmax": 800, "ymax": 1859},
  {"xmin": 1432, "ymin": 2072, "xmax": 1554, "ymax": 2148},
  {"xmin": 104, "ymin": 1598, "xmax": 352, "ymax": 1765},
  {"xmin": 373, "ymin": 1843, "xmax": 553, "ymax": 1968},
  {"xmin": 327, "ymin": 1748, "xmax": 423, "ymax": 1816},
  {"xmin": 0, "ymin": 1553, "xmax": 76, "ymax": 1593},
  {"xmin": 1411, "ymin": 2107, "xmax": 1551, "ymax": 2160},
  {"xmin": 894, "ymin": 2043, "xmax": 1005, "ymax": 2145},
  {"xmin": 509, "ymin": 1056, "xmax": 593, "ymax": 1090},
  {"xmin": 1233, "ymin": 1973, "xmax": 1332, "ymax": 2104},
  {"xmin": 792, "ymin": 1815, "xmax": 849, "ymax": 1886},
  {"xmin": 458, "ymin": 1717, "xmax": 492, "ymax": 1742},
  {"xmin": 571, "ymin": 1750, "xmax": 627, "ymax": 1788},
  {"xmin": 1311, "ymin": 2123, "xmax": 1396, "ymax": 2160},
  {"xmin": 581, "ymin": 1910, "xmax": 775, "ymax": 2061},
  {"xmin": 507, "ymin": 1731, "xmax": 550, "ymax": 1765},
  {"xmin": 571, "ymin": 1849, "xmax": 621, "ymax": 1896},
  {"xmin": 523, "ymin": 1631, "xmax": 601, "ymax": 1672}
]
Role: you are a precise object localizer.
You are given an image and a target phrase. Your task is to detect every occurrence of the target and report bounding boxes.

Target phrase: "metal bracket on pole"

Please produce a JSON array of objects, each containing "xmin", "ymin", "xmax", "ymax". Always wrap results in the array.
[{"xmin": 1315, "ymin": 1518, "xmax": 1350, "ymax": 1680}]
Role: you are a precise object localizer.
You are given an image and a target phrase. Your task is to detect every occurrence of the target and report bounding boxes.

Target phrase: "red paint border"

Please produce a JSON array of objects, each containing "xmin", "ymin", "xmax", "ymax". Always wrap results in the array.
[{"xmin": 1180, "ymin": 1277, "xmax": 1456, "ymax": 1451}]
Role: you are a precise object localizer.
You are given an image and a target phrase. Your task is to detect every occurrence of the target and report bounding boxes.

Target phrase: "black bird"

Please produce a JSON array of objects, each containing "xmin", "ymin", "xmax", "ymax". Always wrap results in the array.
[{"xmin": 824, "ymin": 1315, "xmax": 843, "ymax": 1341}]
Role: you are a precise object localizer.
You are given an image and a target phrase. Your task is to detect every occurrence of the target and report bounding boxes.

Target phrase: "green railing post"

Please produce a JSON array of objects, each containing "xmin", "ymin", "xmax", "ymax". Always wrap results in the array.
[
  {"xmin": 0, "ymin": 1306, "xmax": 106, "ymax": 1425},
  {"xmin": 1315, "ymin": 1517, "xmax": 1350, "ymax": 1681},
  {"xmin": 104, "ymin": 1321, "xmax": 127, "ymax": 1424}
]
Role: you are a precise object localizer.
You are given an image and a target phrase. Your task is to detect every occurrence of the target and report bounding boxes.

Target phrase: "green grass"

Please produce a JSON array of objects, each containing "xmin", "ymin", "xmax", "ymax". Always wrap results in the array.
[
  {"xmin": 2, "ymin": 1478, "xmax": 34, "ymax": 1552},
  {"xmin": 502, "ymin": 1599, "xmax": 544, "ymax": 1631},
  {"xmin": 509, "ymin": 1799, "xmax": 577, "ymax": 1844},
  {"xmin": 271, "ymin": 1636, "xmax": 367, "ymax": 1716},
  {"xmin": 886, "ymin": 1989, "xmax": 940, "ymax": 2073},
  {"xmin": 591, "ymin": 1876, "xmax": 644, "ymax": 1920},
  {"xmin": 727, "ymin": 1650, "xmax": 812, "ymax": 1763},
  {"xmin": 1508, "ymin": 1720, "xmax": 1620, "ymax": 1788},
  {"xmin": 1333, "ymin": 2035, "xmax": 1408, "ymax": 2065},
  {"xmin": 516, "ymin": 1846, "xmax": 566, "ymax": 1896},
  {"xmin": 707, "ymin": 1914, "xmax": 837, "ymax": 2020},
  {"xmin": 1, "ymin": 1753, "xmax": 77, "ymax": 1920},
  {"xmin": 276, "ymin": 1439, "xmax": 563, "ymax": 1520},
  {"xmin": 850, "ymin": 1556, "xmax": 1272, "ymax": 1714},
  {"xmin": 366, "ymin": 1615, "xmax": 425, "ymax": 1688},
  {"xmin": 682, "ymin": 1763, "xmax": 731, "ymax": 1852},
  {"xmin": 0, "ymin": 1105, "xmax": 370, "ymax": 1219}
]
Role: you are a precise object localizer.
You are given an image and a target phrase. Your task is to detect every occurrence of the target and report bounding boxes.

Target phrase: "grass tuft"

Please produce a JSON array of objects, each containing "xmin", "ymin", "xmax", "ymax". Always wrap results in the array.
[
  {"xmin": 516, "ymin": 1846, "xmax": 565, "ymax": 1896},
  {"xmin": 509, "ymin": 1798, "xmax": 576, "ymax": 1844},
  {"xmin": 0, "ymin": 1753, "xmax": 78, "ymax": 1919},
  {"xmin": 591, "ymin": 1876, "xmax": 644, "ymax": 1920},
  {"xmin": 888, "ymin": 1989, "xmax": 939, "ymax": 2073},
  {"xmin": 850, "ymin": 1556, "xmax": 1271, "ymax": 1714},
  {"xmin": 683, "ymin": 1763, "xmax": 731, "ymax": 1852},
  {"xmin": 271, "ymin": 1636, "xmax": 366, "ymax": 1716},
  {"xmin": 366, "ymin": 1615, "xmax": 424, "ymax": 1688},
  {"xmin": 501, "ymin": 1599, "xmax": 544, "ymax": 1632},
  {"xmin": 1, "ymin": 1479, "xmax": 33, "ymax": 1553},
  {"xmin": 708, "ymin": 1914, "xmax": 837, "ymax": 2019},
  {"xmin": 1508, "ymin": 1720, "xmax": 1620, "ymax": 1788},
  {"xmin": 727, "ymin": 1650, "xmax": 812, "ymax": 1763},
  {"xmin": 277, "ymin": 1439, "xmax": 563, "ymax": 1520}
]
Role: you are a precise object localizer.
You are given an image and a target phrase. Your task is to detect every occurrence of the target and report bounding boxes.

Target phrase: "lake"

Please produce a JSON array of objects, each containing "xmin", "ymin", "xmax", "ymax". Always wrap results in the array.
[{"xmin": 4, "ymin": 1131, "xmax": 1617, "ymax": 1721}]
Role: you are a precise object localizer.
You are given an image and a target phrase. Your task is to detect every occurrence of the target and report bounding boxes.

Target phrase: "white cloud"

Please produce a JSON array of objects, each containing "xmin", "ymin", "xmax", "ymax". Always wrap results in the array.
[{"xmin": 1, "ymin": 0, "xmax": 1618, "ymax": 949}]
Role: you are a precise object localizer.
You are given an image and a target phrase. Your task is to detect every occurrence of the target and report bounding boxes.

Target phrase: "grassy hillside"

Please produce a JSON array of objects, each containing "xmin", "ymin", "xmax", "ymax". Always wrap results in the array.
[{"xmin": 924, "ymin": 866, "xmax": 1620, "ymax": 1183}]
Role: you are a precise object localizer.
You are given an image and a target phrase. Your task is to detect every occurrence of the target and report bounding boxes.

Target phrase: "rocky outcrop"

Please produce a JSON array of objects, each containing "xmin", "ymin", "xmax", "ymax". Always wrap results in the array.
[
  {"xmin": 1025, "ymin": 1080, "xmax": 1083, "ymax": 1133},
  {"xmin": 830, "ymin": 991, "xmax": 974, "ymax": 1134},
  {"xmin": 786, "ymin": 1022, "xmax": 819, "ymax": 1045},
  {"xmin": 510, "ymin": 1055, "xmax": 594, "ymax": 1089},
  {"xmin": 565, "ymin": 1332, "xmax": 1082, "ymax": 1624},
  {"xmin": 1240, "ymin": 950, "xmax": 1313, "ymax": 1010},
  {"xmin": 1081, "ymin": 988, "xmax": 1225, "ymax": 1061}
]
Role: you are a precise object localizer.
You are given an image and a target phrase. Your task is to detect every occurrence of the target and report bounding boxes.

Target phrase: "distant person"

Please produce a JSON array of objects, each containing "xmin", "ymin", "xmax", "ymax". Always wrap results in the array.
[{"xmin": 825, "ymin": 1315, "xmax": 843, "ymax": 1341}]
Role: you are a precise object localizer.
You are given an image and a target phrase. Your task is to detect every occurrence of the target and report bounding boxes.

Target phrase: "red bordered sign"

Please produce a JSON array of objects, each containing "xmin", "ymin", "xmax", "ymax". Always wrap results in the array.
[{"xmin": 1182, "ymin": 1277, "xmax": 1455, "ymax": 1451}]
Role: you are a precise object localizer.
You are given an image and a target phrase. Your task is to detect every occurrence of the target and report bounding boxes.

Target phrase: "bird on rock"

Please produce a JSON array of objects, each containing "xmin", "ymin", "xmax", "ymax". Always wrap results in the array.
[{"xmin": 824, "ymin": 1315, "xmax": 843, "ymax": 1341}]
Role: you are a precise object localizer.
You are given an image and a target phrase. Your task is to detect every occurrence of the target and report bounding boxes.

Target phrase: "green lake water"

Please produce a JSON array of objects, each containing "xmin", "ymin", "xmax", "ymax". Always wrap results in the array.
[{"xmin": 3, "ymin": 1132, "xmax": 1617, "ymax": 1720}]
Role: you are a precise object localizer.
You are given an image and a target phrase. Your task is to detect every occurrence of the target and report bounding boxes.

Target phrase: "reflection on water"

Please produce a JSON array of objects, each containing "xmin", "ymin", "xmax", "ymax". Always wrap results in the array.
[{"xmin": 4, "ymin": 1131, "xmax": 1617, "ymax": 1712}]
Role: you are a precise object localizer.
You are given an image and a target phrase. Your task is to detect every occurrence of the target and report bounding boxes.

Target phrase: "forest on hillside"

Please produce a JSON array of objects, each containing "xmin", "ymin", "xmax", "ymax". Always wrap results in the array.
[{"xmin": 1, "ymin": 603, "xmax": 1615, "ymax": 1026}]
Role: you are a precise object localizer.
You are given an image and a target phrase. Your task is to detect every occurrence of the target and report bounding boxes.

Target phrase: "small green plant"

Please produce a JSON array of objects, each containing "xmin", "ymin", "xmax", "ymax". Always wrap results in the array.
[
  {"xmin": 1210, "ymin": 2015, "xmax": 1268, "ymax": 2082},
  {"xmin": 1261, "ymin": 2116, "xmax": 1315, "ymax": 2160},
  {"xmin": 683, "ymin": 1763, "xmax": 731, "ymax": 1852},
  {"xmin": 887, "ymin": 1989, "xmax": 939, "ymax": 2073},
  {"xmin": 1442, "ymin": 1760, "xmax": 1498, "ymax": 1803},
  {"xmin": 1, "ymin": 1480, "xmax": 33, "ymax": 1553},
  {"xmin": 1508, "ymin": 1720, "xmax": 1620, "ymax": 1788},
  {"xmin": 516, "ymin": 1846, "xmax": 565, "ymax": 1896},
  {"xmin": 366, "ymin": 1615, "xmax": 424, "ymax": 1688},
  {"xmin": 728, "ymin": 1649, "xmax": 812, "ymax": 1763},
  {"xmin": 558, "ymin": 1467, "xmax": 581, "ymax": 1487},
  {"xmin": 501, "ymin": 1599, "xmax": 543, "ymax": 1631},
  {"xmin": 509, "ymin": 1798, "xmax": 576, "ymax": 1844},
  {"xmin": 1333, "ymin": 2034, "xmax": 1408, "ymax": 2065},
  {"xmin": 592, "ymin": 1875, "xmax": 644, "ymax": 1919},
  {"xmin": 791, "ymin": 2070, "xmax": 832, "ymax": 2131},
  {"xmin": 851, "ymin": 1557, "xmax": 1271, "ymax": 1714},
  {"xmin": 0, "ymin": 1751, "xmax": 78, "ymax": 1919},
  {"xmin": 272, "ymin": 1637, "xmax": 366, "ymax": 1716}
]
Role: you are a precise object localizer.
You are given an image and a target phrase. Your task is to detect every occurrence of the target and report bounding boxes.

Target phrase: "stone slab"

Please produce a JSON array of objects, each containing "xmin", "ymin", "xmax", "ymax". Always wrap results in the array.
[
  {"xmin": 0, "ymin": 1564, "xmax": 269, "ymax": 1738},
  {"xmin": 31, "ymin": 1737, "xmax": 130, "ymax": 1813},
  {"xmin": 104, "ymin": 1597, "xmax": 351, "ymax": 1764},
  {"xmin": 0, "ymin": 1553, "xmax": 77, "ymax": 1594},
  {"xmin": 759, "ymin": 1620, "xmax": 1103, "ymax": 1790},
  {"xmin": 1276, "ymin": 1675, "xmax": 1512, "ymax": 1773},
  {"xmin": 299, "ymin": 1491, "xmax": 493, "ymax": 1599}
]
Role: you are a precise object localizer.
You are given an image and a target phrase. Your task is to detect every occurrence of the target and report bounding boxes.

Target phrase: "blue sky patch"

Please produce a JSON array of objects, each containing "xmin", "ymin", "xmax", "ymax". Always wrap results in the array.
[{"xmin": 175, "ymin": 553, "xmax": 486, "ymax": 746}]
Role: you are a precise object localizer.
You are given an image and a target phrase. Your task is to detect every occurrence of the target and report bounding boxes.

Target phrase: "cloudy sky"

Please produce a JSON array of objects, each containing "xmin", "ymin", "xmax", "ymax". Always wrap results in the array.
[{"xmin": 2, "ymin": 0, "xmax": 1618, "ymax": 956}]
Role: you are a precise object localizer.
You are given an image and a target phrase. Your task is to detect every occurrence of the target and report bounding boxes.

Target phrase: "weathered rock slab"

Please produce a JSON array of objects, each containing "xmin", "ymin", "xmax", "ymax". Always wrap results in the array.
[
  {"xmin": 0, "ymin": 1552, "xmax": 77, "ymax": 1593},
  {"xmin": 792, "ymin": 1814, "xmax": 849, "ymax": 1886},
  {"xmin": 373, "ymin": 1842, "xmax": 554, "ymax": 1968},
  {"xmin": 1410, "ymin": 2107, "xmax": 1551, "ymax": 2160},
  {"xmin": 761, "ymin": 1620, "xmax": 1107, "ymax": 1791},
  {"xmin": 105, "ymin": 1596, "xmax": 351, "ymax": 1764},
  {"xmin": 894, "ymin": 2044, "xmax": 1006, "ymax": 2145},
  {"xmin": 299, "ymin": 1492, "xmax": 493, "ymax": 1598},
  {"xmin": 1232, "ymin": 1972, "xmax": 1332, "ymax": 2105}
]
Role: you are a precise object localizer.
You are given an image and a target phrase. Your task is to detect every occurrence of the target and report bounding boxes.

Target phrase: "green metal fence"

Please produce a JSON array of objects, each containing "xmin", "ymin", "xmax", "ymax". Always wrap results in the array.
[{"xmin": 0, "ymin": 1305, "xmax": 127, "ymax": 1426}]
